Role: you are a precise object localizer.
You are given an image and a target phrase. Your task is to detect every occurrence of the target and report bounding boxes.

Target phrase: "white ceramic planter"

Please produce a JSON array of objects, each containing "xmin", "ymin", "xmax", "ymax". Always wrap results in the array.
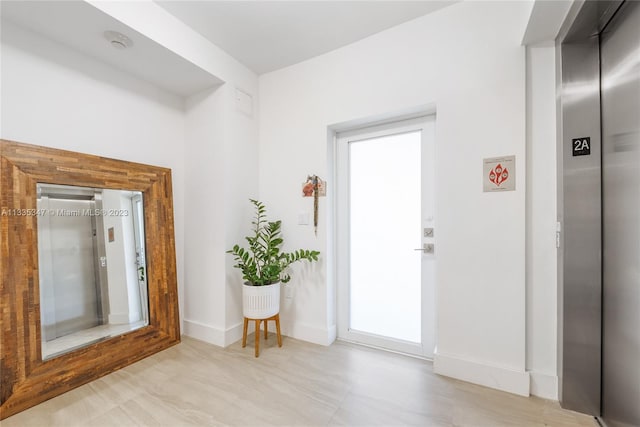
[{"xmin": 242, "ymin": 282, "xmax": 280, "ymax": 319}]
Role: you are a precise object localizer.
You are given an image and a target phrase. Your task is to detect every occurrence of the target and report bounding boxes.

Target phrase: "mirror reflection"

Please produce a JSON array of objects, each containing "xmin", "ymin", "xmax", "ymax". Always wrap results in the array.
[{"xmin": 37, "ymin": 184, "xmax": 149, "ymax": 360}]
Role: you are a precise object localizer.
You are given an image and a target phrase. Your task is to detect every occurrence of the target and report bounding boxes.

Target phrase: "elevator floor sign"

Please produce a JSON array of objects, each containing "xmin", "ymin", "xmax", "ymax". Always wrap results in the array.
[{"xmin": 483, "ymin": 155, "xmax": 515, "ymax": 192}]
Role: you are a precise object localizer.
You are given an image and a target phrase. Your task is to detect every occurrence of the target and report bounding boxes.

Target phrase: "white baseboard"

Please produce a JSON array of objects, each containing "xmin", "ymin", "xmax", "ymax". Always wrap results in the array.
[
  {"xmin": 434, "ymin": 352, "xmax": 530, "ymax": 396},
  {"xmin": 529, "ymin": 371, "xmax": 558, "ymax": 400},
  {"xmin": 281, "ymin": 321, "xmax": 335, "ymax": 346},
  {"xmin": 223, "ymin": 322, "xmax": 245, "ymax": 347},
  {"xmin": 183, "ymin": 319, "xmax": 247, "ymax": 347},
  {"xmin": 184, "ymin": 318, "xmax": 336, "ymax": 347},
  {"xmin": 327, "ymin": 324, "xmax": 337, "ymax": 345}
]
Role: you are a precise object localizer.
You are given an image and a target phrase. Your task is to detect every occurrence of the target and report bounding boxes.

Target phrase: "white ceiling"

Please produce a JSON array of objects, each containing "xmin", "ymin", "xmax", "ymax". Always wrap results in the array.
[
  {"xmin": 156, "ymin": 1, "xmax": 458, "ymax": 75},
  {"xmin": 1, "ymin": 1, "xmax": 458, "ymax": 96},
  {"xmin": 1, "ymin": 1, "xmax": 223, "ymax": 97}
]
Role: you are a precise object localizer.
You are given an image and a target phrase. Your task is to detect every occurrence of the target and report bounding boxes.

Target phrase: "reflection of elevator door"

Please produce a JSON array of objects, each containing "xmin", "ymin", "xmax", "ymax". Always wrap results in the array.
[
  {"xmin": 601, "ymin": 2, "xmax": 640, "ymax": 427},
  {"xmin": 48, "ymin": 198, "xmax": 99, "ymax": 338}
]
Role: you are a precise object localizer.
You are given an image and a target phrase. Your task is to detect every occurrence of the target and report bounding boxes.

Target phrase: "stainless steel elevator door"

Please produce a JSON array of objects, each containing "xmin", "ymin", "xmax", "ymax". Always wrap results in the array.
[
  {"xmin": 43, "ymin": 198, "xmax": 100, "ymax": 338},
  {"xmin": 560, "ymin": 34, "xmax": 602, "ymax": 417},
  {"xmin": 601, "ymin": 2, "xmax": 640, "ymax": 426}
]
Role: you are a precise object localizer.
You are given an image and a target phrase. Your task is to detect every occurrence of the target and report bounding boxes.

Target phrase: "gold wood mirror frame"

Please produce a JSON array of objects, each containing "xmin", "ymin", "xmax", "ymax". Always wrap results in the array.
[{"xmin": 0, "ymin": 139, "xmax": 180, "ymax": 419}]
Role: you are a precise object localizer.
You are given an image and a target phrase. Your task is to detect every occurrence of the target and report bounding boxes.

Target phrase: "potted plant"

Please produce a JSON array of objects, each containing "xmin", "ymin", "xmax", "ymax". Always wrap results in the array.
[{"xmin": 227, "ymin": 199, "xmax": 320, "ymax": 319}]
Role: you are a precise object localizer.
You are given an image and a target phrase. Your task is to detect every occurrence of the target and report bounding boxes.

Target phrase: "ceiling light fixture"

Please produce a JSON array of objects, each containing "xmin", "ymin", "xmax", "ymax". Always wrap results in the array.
[{"xmin": 104, "ymin": 30, "xmax": 133, "ymax": 50}]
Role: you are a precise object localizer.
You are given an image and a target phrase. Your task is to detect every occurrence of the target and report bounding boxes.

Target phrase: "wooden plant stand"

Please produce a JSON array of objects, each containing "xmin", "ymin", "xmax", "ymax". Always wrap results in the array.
[{"xmin": 242, "ymin": 313, "xmax": 282, "ymax": 357}]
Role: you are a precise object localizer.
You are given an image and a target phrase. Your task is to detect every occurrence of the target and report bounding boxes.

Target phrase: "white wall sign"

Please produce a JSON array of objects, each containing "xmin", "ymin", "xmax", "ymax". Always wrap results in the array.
[{"xmin": 483, "ymin": 155, "xmax": 515, "ymax": 192}]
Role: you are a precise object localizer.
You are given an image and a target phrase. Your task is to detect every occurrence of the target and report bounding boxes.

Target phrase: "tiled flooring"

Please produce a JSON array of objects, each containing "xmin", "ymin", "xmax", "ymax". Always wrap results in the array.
[{"xmin": 4, "ymin": 335, "xmax": 596, "ymax": 426}]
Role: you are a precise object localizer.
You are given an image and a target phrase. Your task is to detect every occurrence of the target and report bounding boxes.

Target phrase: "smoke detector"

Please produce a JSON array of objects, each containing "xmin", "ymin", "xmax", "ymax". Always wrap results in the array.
[{"xmin": 104, "ymin": 31, "xmax": 133, "ymax": 50}]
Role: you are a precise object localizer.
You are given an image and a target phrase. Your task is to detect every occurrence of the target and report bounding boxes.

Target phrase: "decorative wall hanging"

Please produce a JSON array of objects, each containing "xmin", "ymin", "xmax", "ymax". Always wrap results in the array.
[{"xmin": 302, "ymin": 175, "xmax": 325, "ymax": 235}]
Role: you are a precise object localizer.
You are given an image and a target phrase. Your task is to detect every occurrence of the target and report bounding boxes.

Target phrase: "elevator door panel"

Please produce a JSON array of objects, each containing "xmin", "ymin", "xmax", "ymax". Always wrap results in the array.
[
  {"xmin": 601, "ymin": 2, "xmax": 640, "ymax": 426},
  {"xmin": 46, "ymin": 198, "xmax": 99, "ymax": 338}
]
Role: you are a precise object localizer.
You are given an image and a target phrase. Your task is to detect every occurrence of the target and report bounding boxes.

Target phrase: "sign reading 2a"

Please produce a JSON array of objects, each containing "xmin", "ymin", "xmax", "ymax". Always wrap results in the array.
[{"xmin": 572, "ymin": 137, "xmax": 591, "ymax": 156}]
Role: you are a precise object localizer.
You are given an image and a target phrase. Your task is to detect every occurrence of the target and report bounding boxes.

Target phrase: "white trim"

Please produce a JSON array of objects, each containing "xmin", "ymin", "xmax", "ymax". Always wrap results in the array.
[
  {"xmin": 341, "ymin": 329, "xmax": 424, "ymax": 355},
  {"xmin": 223, "ymin": 322, "xmax": 246, "ymax": 347},
  {"xmin": 434, "ymin": 352, "xmax": 531, "ymax": 397},
  {"xmin": 183, "ymin": 319, "xmax": 247, "ymax": 347},
  {"xmin": 338, "ymin": 337, "xmax": 434, "ymax": 362},
  {"xmin": 329, "ymin": 103, "xmax": 437, "ymax": 134},
  {"xmin": 529, "ymin": 371, "xmax": 558, "ymax": 400},
  {"xmin": 327, "ymin": 323, "xmax": 337, "ymax": 345},
  {"xmin": 183, "ymin": 319, "xmax": 224, "ymax": 346},
  {"xmin": 281, "ymin": 321, "xmax": 334, "ymax": 346},
  {"xmin": 184, "ymin": 318, "xmax": 335, "ymax": 347}
]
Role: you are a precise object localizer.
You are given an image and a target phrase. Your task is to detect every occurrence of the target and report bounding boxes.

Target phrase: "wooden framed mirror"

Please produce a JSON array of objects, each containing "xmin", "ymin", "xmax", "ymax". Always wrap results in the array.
[{"xmin": 0, "ymin": 139, "xmax": 180, "ymax": 419}]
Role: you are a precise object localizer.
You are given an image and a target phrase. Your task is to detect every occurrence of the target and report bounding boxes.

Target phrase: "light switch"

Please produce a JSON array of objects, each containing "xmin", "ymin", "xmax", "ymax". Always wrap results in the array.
[
  {"xmin": 298, "ymin": 212, "xmax": 309, "ymax": 225},
  {"xmin": 424, "ymin": 227, "xmax": 434, "ymax": 238}
]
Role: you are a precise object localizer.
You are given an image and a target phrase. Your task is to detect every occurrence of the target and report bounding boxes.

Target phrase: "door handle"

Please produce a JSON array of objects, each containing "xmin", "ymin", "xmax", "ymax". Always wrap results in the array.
[{"xmin": 414, "ymin": 244, "xmax": 434, "ymax": 254}]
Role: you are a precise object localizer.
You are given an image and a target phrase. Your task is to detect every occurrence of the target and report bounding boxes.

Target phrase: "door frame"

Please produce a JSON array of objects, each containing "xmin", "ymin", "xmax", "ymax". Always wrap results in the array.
[{"xmin": 335, "ymin": 115, "xmax": 436, "ymax": 357}]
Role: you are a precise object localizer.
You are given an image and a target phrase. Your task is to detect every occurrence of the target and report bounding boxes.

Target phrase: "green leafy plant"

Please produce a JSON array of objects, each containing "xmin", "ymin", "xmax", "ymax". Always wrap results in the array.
[{"xmin": 227, "ymin": 199, "xmax": 320, "ymax": 286}]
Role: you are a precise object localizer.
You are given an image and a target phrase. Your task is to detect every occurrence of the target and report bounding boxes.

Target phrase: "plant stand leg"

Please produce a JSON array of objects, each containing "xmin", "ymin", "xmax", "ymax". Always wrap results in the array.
[
  {"xmin": 264, "ymin": 319, "xmax": 268, "ymax": 339},
  {"xmin": 242, "ymin": 317, "xmax": 248, "ymax": 348},
  {"xmin": 254, "ymin": 319, "xmax": 260, "ymax": 357},
  {"xmin": 275, "ymin": 314, "xmax": 282, "ymax": 347}
]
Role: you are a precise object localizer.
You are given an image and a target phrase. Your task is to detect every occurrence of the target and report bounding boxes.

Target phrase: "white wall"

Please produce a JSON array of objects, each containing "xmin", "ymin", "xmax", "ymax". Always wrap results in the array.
[
  {"xmin": 182, "ymin": 83, "xmax": 260, "ymax": 347},
  {"xmin": 179, "ymin": 58, "xmax": 259, "ymax": 348},
  {"xmin": 223, "ymin": 87, "xmax": 260, "ymax": 337},
  {"xmin": 525, "ymin": 44, "xmax": 559, "ymax": 399},
  {"xmin": 93, "ymin": 0, "xmax": 262, "ymax": 346},
  {"xmin": 1, "ymin": 21, "xmax": 186, "ymax": 319},
  {"xmin": 91, "ymin": 0, "xmax": 260, "ymax": 346},
  {"xmin": 259, "ymin": 1, "xmax": 533, "ymax": 395},
  {"xmin": 182, "ymin": 87, "xmax": 227, "ymax": 341},
  {"xmin": 2, "ymin": 5, "xmax": 260, "ymax": 348},
  {"xmin": 2, "ymin": 0, "xmax": 563, "ymax": 400}
]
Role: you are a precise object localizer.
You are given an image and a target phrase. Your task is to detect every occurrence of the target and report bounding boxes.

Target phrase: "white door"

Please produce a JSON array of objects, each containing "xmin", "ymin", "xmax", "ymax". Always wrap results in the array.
[
  {"xmin": 336, "ymin": 115, "xmax": 436, "ymax": 357},
  {"xmin": 131, "ymin": 193, "xmax": 149, "ymax": 324}
]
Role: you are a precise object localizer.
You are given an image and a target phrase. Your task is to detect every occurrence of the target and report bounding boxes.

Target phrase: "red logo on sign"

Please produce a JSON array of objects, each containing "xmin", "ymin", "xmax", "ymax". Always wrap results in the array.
[{"xmin": 489, "ymin": 163, "xmax": 509, "ymax": 186}]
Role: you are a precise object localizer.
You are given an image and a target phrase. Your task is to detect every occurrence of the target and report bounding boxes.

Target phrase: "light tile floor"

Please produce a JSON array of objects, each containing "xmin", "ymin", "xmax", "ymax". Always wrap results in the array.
[{"xmin": 3, "ymin": 335, "xmax": 597, "ymax": 426}]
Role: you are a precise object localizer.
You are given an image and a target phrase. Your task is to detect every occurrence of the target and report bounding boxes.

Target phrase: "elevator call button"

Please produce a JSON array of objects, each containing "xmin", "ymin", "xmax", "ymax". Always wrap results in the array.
[{"xmin": 572, "ymin": 137, "xmax": 591, "ymax": 156}]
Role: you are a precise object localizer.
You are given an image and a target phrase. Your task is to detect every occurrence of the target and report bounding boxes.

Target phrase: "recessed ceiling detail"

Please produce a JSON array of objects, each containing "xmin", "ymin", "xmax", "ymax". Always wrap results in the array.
[{"xmin": 1, "ymin": 1, "xmax": 223, "ymax": 97}]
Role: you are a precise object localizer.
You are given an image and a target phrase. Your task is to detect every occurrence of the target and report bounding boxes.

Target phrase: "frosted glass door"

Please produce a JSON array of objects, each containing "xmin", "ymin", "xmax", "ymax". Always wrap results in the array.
[
  {"xmin": 349, "ymin": 132, "xmax": 421, "ymax": 342},
  {"xmin": 336, "ymin": 115, "xmax": 436, "ymax": 357}
]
